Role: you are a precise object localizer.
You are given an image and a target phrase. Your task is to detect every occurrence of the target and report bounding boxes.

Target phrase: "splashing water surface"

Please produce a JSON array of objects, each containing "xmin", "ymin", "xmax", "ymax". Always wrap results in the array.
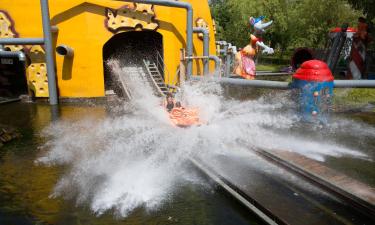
[{"xmin": 37, "ymin": 60, "xmax": 374, "ymax": 217}]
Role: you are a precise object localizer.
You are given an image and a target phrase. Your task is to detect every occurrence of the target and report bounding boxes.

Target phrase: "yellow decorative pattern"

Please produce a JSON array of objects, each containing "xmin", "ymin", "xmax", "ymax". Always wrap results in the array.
[
  {"xmin": 0, "ymin": 11, "xmax": 22, "ymax": 51},
  {"xmin": 134, "ymin": 3, "xmax": 154, "ymax": 15},
  {"xmin": 106, "ymin": 3, "xmax": 158, "ymax": 33},
  {"xmin": 26, "ymin": 46, "xmax": 49, "ymax": 97}
]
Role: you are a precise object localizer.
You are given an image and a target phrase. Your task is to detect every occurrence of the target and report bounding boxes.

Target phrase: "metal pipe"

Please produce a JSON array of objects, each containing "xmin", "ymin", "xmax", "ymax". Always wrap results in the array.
[
  {"xmin": 41, "ymin": 0, "xmax": 58, "ymax": 105},
  {"xmin": 193, "ymin": 27, "xmax": 209, "ymax": 76},
  {"xmin": 209, "ymin": 55, "xmax": 221, "ymax": 75},
  {"xmin": 118, "ymin": 0, "xmax": 193, "ymax": 79},
  {"xmin": 56, "ymin": 44, "xmax": 74, "ymax": 57},
  {"xmin": 0, "ymin": 38, "xmax": 45, "ymax": 45},
  {"xmin": 194, "ymin": 75, "xmax": 375, "ymax": 89},
  {"xmin": 222, "ymin": 43, "xmax": 228, "ymax": 57},
  {"xmin": 229, "ymin": 46, "xmax": 237, "ymax": 77},
  {"xmin": 0, "ymin": 44, "xmax": 4, "ymax": 51},
  {"xmin": 193, "ymin": 76, "xmax": 290, "ymax": 89},
  {"xmin": 225, "ymin": 44, "xmax": 232, "ymax": 77},
  {"xmin": 218, "ymin": 78, "xmax": 290, "ymax": 89},
  {"xmin": 219, "ymin": 42, "xmax": 229, "ymax": 77},
  {"xmin": 217, "ymin": 41, "xmax": 228, "ymax": 55},
  {"xmin": 334, "ymin": 80, "xmax": 375, "ymax": 88},
  {"xmin": 0, "ymin": 51, "xmax": 26, "ymax": 61}
]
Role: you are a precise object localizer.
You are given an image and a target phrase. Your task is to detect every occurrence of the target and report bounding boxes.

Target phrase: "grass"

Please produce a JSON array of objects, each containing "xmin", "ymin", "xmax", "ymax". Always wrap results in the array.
[
  {"xmin": 256, "ymin": 64, "xmax": 289, "ymax": 72},
  {"xmin": 334, "ymin": 88, "xmax": 375, "ymax": 110}
]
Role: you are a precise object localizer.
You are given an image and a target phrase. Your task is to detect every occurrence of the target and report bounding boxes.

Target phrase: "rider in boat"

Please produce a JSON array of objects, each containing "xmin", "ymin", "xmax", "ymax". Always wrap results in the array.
[{"xmin": 164, "ymin": 93, "xmax": 175, "ymax": 112}]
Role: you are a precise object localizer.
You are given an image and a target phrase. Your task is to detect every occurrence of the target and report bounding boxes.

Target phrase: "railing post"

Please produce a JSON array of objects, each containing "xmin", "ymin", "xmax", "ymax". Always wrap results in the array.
[
  {"xmin": 40, "ymin": 0, "xmax": 58, "ymax": 105},
  {"xmin": 179, "ymin": 48, "xmax": 186, "ymax": 85}
]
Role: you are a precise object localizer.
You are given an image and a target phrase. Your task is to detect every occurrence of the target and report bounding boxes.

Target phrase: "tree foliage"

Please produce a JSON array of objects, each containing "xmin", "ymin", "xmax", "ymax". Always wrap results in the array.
[
  {"xmin": 347, "ymin": 0, "xmax": 375, "ymax": 20},
  {"xmin": 210, "ymin": 0, "xmax": 362, "ymax": 54}
]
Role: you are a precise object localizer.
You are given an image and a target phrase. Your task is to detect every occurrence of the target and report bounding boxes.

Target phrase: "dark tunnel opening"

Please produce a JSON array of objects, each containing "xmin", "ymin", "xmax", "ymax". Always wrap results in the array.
[{"xmin": 103, "ymin": 31, "xmax": 163, "ymax": 96}]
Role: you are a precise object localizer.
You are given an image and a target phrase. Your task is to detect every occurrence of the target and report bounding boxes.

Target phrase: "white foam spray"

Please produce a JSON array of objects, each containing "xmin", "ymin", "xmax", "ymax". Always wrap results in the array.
[{"xmin": 37, "ymin": 59, "xmax": 374, "ymax": 217}]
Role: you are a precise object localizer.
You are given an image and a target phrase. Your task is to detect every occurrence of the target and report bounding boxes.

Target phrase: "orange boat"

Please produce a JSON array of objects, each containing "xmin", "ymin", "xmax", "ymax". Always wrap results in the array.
[{"xmin": 169, "ymin": 107, "xmax": 202, "ymax": 128}]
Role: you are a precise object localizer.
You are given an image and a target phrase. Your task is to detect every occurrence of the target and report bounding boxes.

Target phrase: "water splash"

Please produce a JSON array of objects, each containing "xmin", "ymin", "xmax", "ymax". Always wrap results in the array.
[{"xmin": 37, "ymin": 59, "xmax": 373, "ymax": 217}]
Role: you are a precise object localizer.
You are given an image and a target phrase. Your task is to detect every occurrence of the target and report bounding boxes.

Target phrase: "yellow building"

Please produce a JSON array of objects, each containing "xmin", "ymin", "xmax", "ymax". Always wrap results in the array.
[{"xmin": 0, "ymin": 0, "xmax": 216, "ymax": 99}]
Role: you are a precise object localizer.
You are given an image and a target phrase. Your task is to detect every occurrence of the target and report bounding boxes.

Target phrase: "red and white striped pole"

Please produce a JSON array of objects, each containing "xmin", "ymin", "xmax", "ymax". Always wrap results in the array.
[{"xmin": 347, "ymin": 18, "xmax": 370, "ymax": 80}]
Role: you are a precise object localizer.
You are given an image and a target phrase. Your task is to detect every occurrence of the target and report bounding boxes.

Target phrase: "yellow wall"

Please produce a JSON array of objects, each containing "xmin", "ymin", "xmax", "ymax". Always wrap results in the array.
[{"xmin": 0, "ymin": 0, "xmax": 216, "ymax": 98}]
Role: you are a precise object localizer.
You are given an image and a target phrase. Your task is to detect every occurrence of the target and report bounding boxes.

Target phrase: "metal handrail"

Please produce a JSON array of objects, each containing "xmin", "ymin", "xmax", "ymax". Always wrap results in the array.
[
  {"xmin": 155, "ymin": 50, "xmax": 170, "ymax": 82},
  {"xmin": 155, "ymin": 51, "xmax": 180, "ymax": 93},
  {"xmin": 155, "ymin": 50, "xmax": 164, "ymax": 76},
  {"xmin": 142, "ymin": 59, "xmax": 166, "ymax": 97},
  {"xmin": 171, "ymin": 67, "xmax": 180, "ymax": 88},
  {"xmin": 156, "ymin": 52, "xmax": 180, "ymax": 93}
]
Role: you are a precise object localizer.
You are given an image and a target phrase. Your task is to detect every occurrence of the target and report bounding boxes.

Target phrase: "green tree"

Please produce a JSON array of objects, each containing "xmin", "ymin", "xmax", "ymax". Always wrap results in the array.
[
  {"xmin": 210, "ymin": 0, "xmax": 362, "ymax": 53},
  {"xmin": 347, "ymin": 0, "xmax": 375, "ymax": 20},
  {"xmin": 292, "ymin": 0, "xmax": 361, "ymax": 48},
  {"xmin": 262, "ymin": 0, "xmax": 299, "ymax": 58}
]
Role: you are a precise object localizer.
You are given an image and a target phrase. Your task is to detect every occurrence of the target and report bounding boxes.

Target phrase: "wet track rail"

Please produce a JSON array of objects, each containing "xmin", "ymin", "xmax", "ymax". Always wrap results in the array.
[
  {"xmin": 254, "ymin": 149, "xmax": 375, "ymax": 218},
  {"xmin": 190, "ymin": 157, "xmax": 283, "ymax": 225},
  {"xmin": 189, "ymin": 149, "xmax": 375, "ymax": 225}
]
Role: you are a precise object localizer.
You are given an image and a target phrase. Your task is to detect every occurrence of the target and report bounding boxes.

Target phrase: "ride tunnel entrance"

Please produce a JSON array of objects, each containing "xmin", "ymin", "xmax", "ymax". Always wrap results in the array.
[
  {"xmin": 0, "ymin": 56, "xmax": 28, "ymax": 99},
  {"xmin": 103, "ymin": 31, "xmax": 163, "ymax": 96}
]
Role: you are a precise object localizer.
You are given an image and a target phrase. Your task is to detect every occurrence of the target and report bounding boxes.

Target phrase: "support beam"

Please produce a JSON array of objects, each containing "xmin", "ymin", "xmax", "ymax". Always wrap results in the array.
[
  {"xmin": 209, "ymin": 55, "xmax": 221, "ymax": 75},
  {"xmin": 193, "ymin": 27, "xmax": 209, "ymax": 75},
  {"xmin": 41, "ymin": 0, "xmax": 58, "ymax": 105},
  {"xmin": 216, "ymin": 41, "xmax": 231, "ymax": 77},
  {"xmin": 225, "ymin": 43, "xmax": 232, "ymax": 77}
]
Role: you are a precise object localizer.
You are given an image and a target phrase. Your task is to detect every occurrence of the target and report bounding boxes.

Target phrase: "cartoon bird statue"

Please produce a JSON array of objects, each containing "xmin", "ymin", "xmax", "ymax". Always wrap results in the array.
[{"xmin": 234, "ymin": 16, "xmax": 274, "ymax": 79}]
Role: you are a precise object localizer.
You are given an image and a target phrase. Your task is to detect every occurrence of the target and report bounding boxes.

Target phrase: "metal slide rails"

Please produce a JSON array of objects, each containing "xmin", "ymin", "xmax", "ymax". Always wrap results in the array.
[{"xmin": 143, "ymin": 60, "xmax": 169, "ymax": 97}]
